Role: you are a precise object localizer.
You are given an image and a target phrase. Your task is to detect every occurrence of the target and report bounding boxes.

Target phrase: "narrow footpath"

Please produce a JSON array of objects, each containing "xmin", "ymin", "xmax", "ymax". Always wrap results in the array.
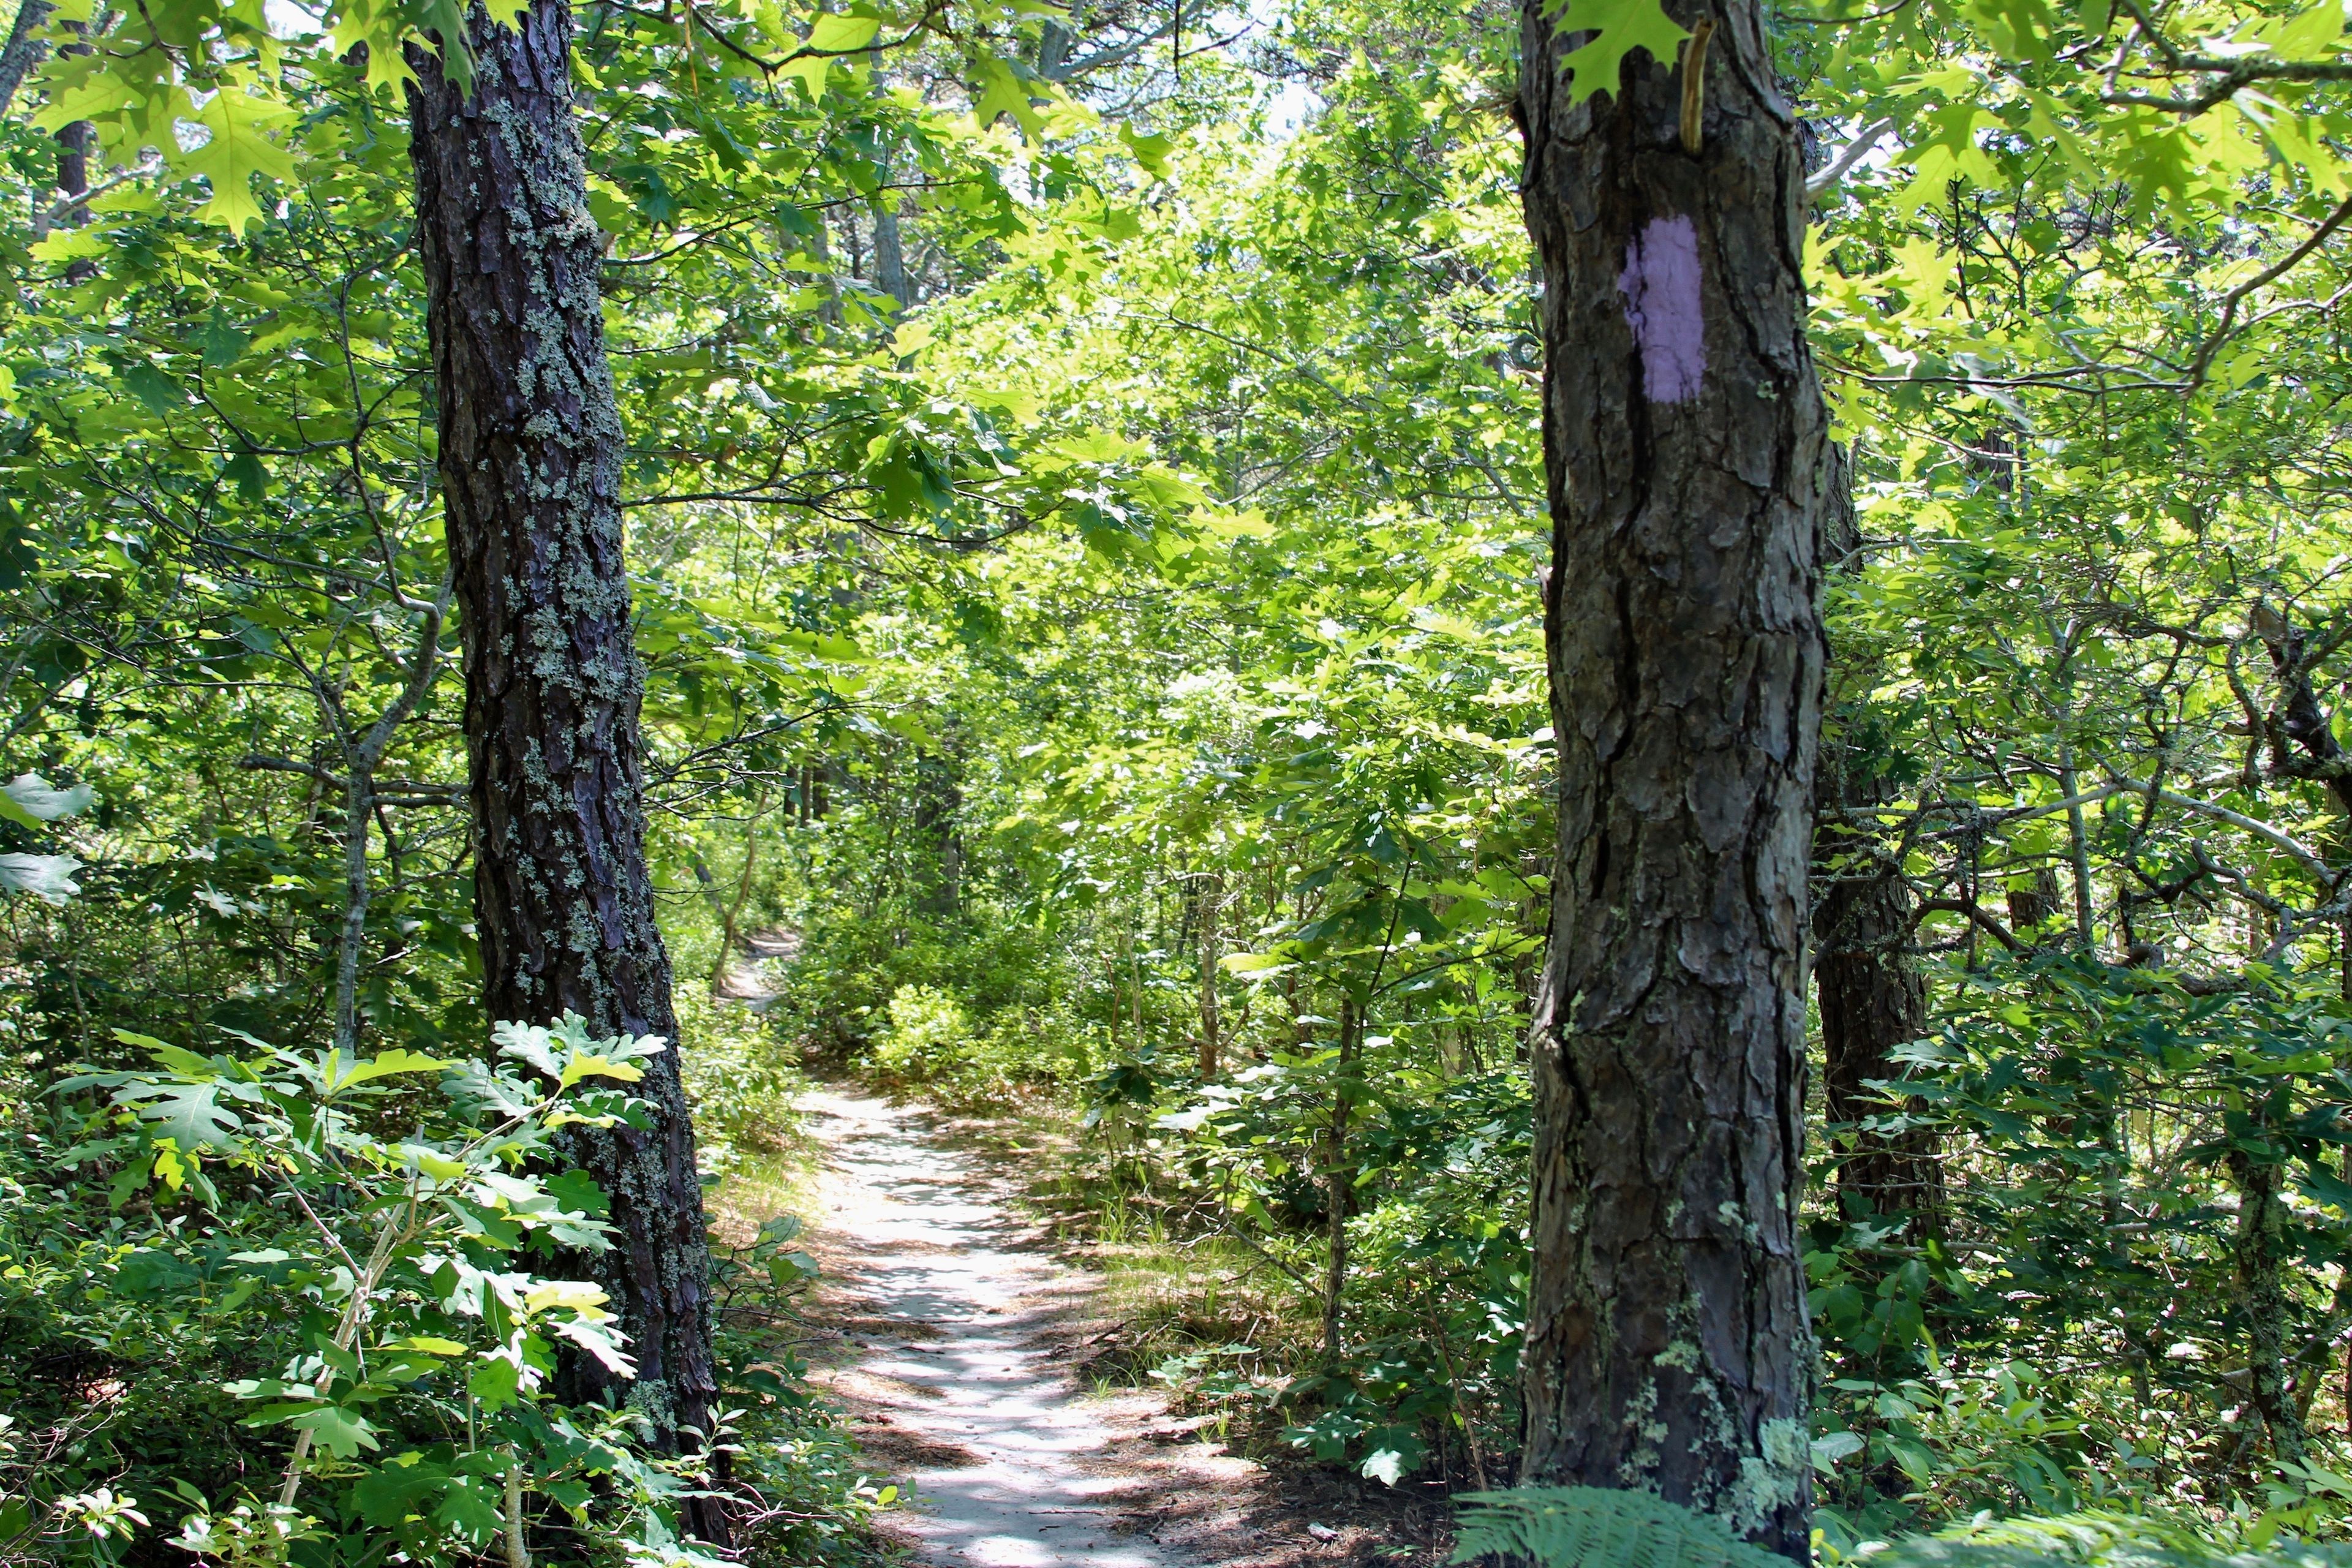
[{"xmin": 797, "ymin": 1088, "xmax": 1216, "ymax": 1568}]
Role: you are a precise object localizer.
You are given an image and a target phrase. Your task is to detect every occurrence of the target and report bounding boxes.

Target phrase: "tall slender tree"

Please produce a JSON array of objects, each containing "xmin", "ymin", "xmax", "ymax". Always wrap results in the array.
[
  {"xmin": 1515, "ymin": 0, "xmax": 1830, "ymax": 1551},
  {"xmin": 405, "ymin": 4, "xmax": 725, "ymax": 1538},
  {"xmin": 1813, "ymin": 445, "xmax": 1940, "ymax": 1230}
]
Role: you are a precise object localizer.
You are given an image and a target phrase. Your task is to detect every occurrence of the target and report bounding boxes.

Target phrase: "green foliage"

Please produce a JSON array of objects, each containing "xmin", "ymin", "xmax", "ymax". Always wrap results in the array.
[
  {"xmin": 673, "ymin": 985, "xmax": 805, "ymax": 1181},
  {"xmin": 1859, "ymin": 1507, "xmax": 2352, "ymax": 1565},
  {"xmin": 15, "ymin": 0, "xmax": 2352, "ymax": 1539},
  {"xmin": 1906, "ymin": 1509, "xmax": 2352, "ymax": 1564},
  {"xmin": 1547, "ymin": 0, "xmax": 1689, "ymax": 107},
  {"xmin": 42, "ymin": 1016, "xmax": 722, "ymax": 1565},
  {"xmin": 0, "ymin": 993, "xmax": 879, "ymax": 1568},
  {"xmin": 1453, "ymin": 1489, "xmax": 2352, "ymax": 1568},
  {"xmin": 1799, "ymin": 954, "xmax": 2352, "ymax": 1533},
  {"xmin": 873, "ymin": 982, "xmax": 975, "ymax": 1076},
  {"xmin": 864, "ymin": 980, "xmax": 1069, "ymax": 1101},
  {"xmin": 1450, "ymin": 1487, "xmax": 1790, "ymax": 1568}
]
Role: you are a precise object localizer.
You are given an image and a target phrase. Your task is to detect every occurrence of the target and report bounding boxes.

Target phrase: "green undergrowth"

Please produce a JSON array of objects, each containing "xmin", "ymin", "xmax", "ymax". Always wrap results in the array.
[
  {"xmin": 685, "ymin": 991, "xmax": 911, "ymax": 1568},
  {"xmin": 901, "ymin": 1093, "xmax": 1446, "ymax": 1486},
  {"xmin": 0, "ymin": 1007, "xmax": 900, "ymax": 1568},
  {"xmin": 1037, "ymin": 1161, "xmax": 1322, "ymax": 1417},
  {"xmin": 704, "ymin": 1152, "xmax": 902, "ymax": 1568},
  {"xmin": 676, "ymin": 986, "xmax": 810, "ymax": 1186},
  {"xmin": 1453, "ymin": 1488, "xmax": 2352, "ymax": 1568}
]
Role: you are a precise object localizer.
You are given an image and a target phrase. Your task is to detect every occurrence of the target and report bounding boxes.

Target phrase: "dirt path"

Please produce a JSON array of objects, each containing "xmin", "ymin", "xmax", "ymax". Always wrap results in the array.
[{"xmin": 797, "ymin": 1087, "xmax": 1229, "ymax": 1567}]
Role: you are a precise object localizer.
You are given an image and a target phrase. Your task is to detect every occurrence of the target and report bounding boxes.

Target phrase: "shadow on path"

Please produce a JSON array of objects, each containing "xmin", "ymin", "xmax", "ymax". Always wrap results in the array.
[{"xmin": 801, "ymin": 1087, "xmax": 1189, "ymax": 1568}]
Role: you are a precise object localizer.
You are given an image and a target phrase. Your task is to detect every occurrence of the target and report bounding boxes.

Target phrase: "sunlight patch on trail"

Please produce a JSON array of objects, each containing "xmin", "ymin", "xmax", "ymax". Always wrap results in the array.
[{"xmin": 804, "ymin": 1089, "xmax": 1193, "ymax": 1567}]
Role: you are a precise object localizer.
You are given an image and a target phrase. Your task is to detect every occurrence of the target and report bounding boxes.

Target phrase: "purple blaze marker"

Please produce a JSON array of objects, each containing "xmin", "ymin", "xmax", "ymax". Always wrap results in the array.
[{"xmin": 1616, "ymin": 215, "xmax": 1705, "ymax": 404}]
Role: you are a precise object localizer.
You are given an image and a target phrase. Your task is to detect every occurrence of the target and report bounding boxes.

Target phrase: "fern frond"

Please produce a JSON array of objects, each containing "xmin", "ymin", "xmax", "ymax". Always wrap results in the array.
[
  {"xmin": 1449, "ymin": 1486, "xmax": 1787, "ymax": 1568},
  {"xmin": 1865, "ymin": 1510, "xmax": 2352, "ymax": 1567},
  {"xmin": 1446, "ymin": 1489, "xmax": 2352, "ymax": 1568}
]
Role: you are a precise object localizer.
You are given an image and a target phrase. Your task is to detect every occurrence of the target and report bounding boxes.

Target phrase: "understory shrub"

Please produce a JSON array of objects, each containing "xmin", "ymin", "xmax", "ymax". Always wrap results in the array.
[
  {"xmin": 674, "ymin": 986, "xmax": 804, "ymax": 1180},
  {"xmin": 0, "ymin": 1014, "xmax": 861, "ymax": 1568},
  {"xmin": 868, "ymin": 982, "xmax": 1096, "ymax": 1105}
]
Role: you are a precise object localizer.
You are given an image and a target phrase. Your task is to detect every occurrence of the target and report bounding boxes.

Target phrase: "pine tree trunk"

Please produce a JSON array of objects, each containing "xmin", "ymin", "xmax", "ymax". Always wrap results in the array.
[
  {"xmin": 49, "ymin": 18, "xmax": 91, "ymax": 284},
  {"xmin": 1516, "ymin": 0, "xmax": 1826, "ymax": 1551},
  {"xmin": 405, "ymin": 7, "xmax": 725, "ymax": 1537},
  {"xmin": 1813, "ymin": 446, "xmax": 1939, "ymax": 1229},
  {"xmin": 1813, "ymin": 766, "xmax": 1939, "ymax": 1227}
]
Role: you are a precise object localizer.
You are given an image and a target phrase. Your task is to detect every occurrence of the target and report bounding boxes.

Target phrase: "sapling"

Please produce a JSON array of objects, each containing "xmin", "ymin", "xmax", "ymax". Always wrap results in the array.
[{"xmin": 61, "ymin": 1016, "xmax": 726, "ymax": 1568}]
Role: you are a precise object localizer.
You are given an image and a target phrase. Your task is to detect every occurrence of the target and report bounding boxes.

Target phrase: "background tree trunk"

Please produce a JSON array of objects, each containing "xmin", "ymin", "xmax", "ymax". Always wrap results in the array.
[
  {"xmin": 406, "ymin": 6, "xmax": 724, "ymax": 1537},
  {"xmin": 0, "ymin": 0, "xmax": 52, "ymax": 121},
  {"xmin": 1812, "ymin": 446, "xmax": 1940, "ymax": 1230},
  {"xmin": 865, "ymin": 47, "xmax": 910, "ymax": 308},
  {"xmin": 911, "ymin": 748, "xmax": 960, "ymax": 916},
  {"xmin": 1812, "ymin": 756, "xmax": 1939, "ymax": 1227},
  {"xmin": 2231, "ymin": 1144, "xmax": 2307, "ymax": 1463},
  {"xmin": 1197, "ymin": 871, "xmax": 1222, "ymax": 1079},
  {"xmin": 1516, "ymin": 0, "xmax": 1827, "ymax": 1551},
  {"xmin": 49, "ymin": 17, "xmax": 91, "ymax": 284},
  {"xmin": 1322, "ymin": 993, "xmax": 1359, "ymax": 1361}
]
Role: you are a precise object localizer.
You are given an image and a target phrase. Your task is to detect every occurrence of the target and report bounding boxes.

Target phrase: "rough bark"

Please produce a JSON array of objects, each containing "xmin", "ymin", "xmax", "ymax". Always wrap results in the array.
[
  {"xmin": 0, "ymin": 0, "xmax": 51, "ymax": 120},
  {"xmin": 405, "ymin": 6, "xmax": 723, "ymax": 1536},
  {"xmin": 1036, "ymin": 15, "xmax": 1071, "ymax": 77},
  {"xmin": 1812, "ymin": 769, "xmax": 1939, "ymax": 1227},
  {"xmin": 54, "ymin": 114, "xmax": 85, "ymax": 215},
  {"xmin": 1515, "ymin": 0, "xmax": 1826, "ymax": 1550},
  {"xmin": 1811, "ymin": 756, "xmax": 1938, "ymax": 1228},
  {"xmin": 1812, "ymin": 447, "xmax": 1939, "ymax": 1228},
  {"xmin": 2231, "ymin": 1146, "xmax": 2308, "ymax": 1463}
]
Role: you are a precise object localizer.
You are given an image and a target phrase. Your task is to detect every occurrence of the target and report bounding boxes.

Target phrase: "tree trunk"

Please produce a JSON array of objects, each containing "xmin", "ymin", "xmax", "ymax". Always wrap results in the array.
[
  {"xmin": 2007, "ymin": 867, "xmax": 2062, "ymax": 941},
  {"xmin": 1811, "ymin": 761, "xmax": 1939, "ymax": 1229},
  {"xmin": 405, "ymin": 7, "xmax": 724, "ymax": 1537},
  {"xmin": 50, "ymin": 18, "xmax": 91, "ymax": 284},
  {"xmin": 330, "ymin": 592, "xmax": 447, "ymax": 1055},
  {"xmin": 1516, "ymin": 0, "xmax": 1826, "ymax": 1550},
  {"xmin": 911, "ymin": 749, "xmax": 960, "ymax": 917},
  {"xmin": 708, "ymin": 802, "xmax": 761, "ymax": 994},
  {"xmin": 865, "ymin": 45, "xmax": 910, "ymax": 309},
  {"xmin": 0, "ymin": 0, "xmax": 53, "ymax": 120},
  {"xmin": 1197, "ymin": 872, "xmax": 1222, "ymax": 1079},
  {"xmin": 54, "ymin": 113, "xmax": 86, "ymax": 219},
  {"xmin": 2231, "ymin": 1145, "xmax": 2307, "ymax": 1463},
  {"xmin": 2249, "ymin": 604, "xmax": 2352, "ymax": 1001},
  {"xmin": 1322, "ymin": 994, "xmax": 1359, "ymax": 1361},
  {"xmin": 1812, "ymin": 447, "xmax": 1939, "ymax": 1230}
]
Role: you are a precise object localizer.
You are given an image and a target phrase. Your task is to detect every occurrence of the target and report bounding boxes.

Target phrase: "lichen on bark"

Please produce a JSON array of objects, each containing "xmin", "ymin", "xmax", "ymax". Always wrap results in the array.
[
  {"xmin": 1513, "ymin": 0, "xmax": 1828, "ymax": 1554},
  {"xmin": 405, "ymin": 1, "xmax": 725, "ymax": 1540}
]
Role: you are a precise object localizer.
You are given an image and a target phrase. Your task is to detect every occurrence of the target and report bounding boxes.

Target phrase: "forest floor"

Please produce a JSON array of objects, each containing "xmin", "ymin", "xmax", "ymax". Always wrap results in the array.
[{"xmin": 777, "ymin": 1084, "xmax": 1453, "ymax": 1568}]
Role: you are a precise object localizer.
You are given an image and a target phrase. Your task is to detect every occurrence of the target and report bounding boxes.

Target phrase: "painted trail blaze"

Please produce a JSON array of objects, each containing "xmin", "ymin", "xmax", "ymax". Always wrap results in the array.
[{"xmin": 1616, "ymin": 214, "xmax": 1705, "ymax": 404}]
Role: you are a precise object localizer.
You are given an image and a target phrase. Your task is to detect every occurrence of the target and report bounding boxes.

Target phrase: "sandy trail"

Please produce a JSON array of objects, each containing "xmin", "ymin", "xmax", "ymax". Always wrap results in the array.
[{"xmin": 799, "ymin": 1087, "xmax": 1194, "ymax": 1568}]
